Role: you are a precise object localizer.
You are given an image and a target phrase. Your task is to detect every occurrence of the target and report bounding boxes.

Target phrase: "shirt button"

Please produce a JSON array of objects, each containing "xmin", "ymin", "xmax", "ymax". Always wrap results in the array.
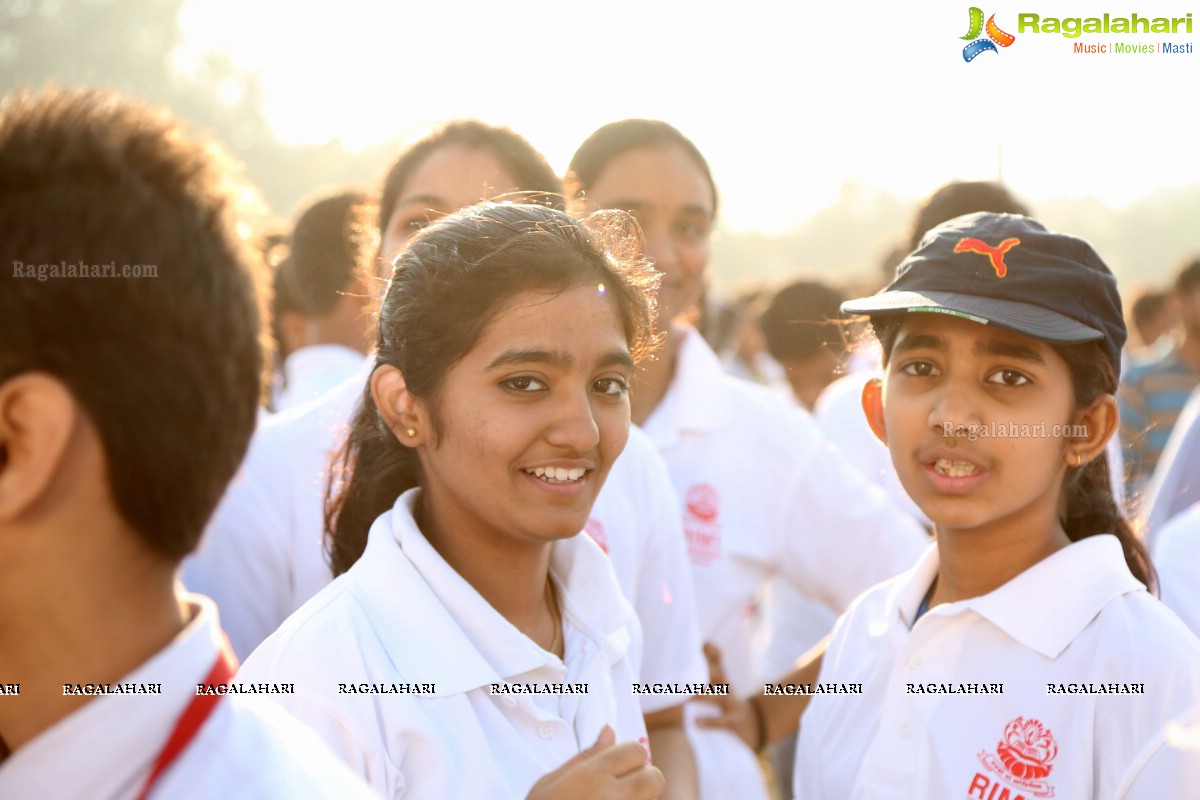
[
  {"xmin": 898, "ymin": 723, "xmax": 912, "ymax": 738},
  {"xmin": 538, "ymin": 723, "xmax": 555, "ymax": 740},
  {"xmin": 908, "ymin": 656, "xmax": 924, "ymax": 670}
]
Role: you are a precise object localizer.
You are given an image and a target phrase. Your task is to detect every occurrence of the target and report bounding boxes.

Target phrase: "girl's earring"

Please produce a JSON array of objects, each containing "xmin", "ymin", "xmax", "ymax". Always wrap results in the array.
[
  {"xmin": 406, "ymin": 427, "xmax": 417, "ymax": 439},
  {"xmin": 1072, "ymin": 452, "xmax": 1083, "ymax": 468}
]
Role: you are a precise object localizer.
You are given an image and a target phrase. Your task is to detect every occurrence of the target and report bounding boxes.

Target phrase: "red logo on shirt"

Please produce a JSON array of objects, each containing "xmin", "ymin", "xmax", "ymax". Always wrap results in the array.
[
  {"xmin": 685, "ymin": 483, "xmax": 719, "ymax": 522},
  {"xmin": 584, "ymin": 518, "xmax": 609, "ymax": 555},
  {"xmin": 684, "ymin": 483, "xmax": 721, "ymax": 566},
  {"xmin": 973, "ymin": 716, "xmax": 1058, "ymax": 798}
]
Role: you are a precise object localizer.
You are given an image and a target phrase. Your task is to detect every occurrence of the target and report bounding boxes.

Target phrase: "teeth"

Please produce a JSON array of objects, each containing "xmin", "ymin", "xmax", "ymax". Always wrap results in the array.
[
  {"xmin": 524, "ymin": 467, "xmax": 587, "ymax": 484},
  {"xmin": 934, "ymin": 458, "xmax": 979, "ymax": 478}
]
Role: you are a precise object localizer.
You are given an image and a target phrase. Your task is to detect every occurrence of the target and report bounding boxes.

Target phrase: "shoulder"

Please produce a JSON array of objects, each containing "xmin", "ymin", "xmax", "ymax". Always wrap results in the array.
[{"xmin": 166, "ymin": 696, "xmax": 378, "ymax": 799}]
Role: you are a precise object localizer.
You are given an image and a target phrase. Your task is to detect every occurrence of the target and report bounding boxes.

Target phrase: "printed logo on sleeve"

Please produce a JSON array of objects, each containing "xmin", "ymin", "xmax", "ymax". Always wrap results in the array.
[
  {"xmin": 584, "ymin": 518, "xmax": 609, "ymax": 555},
  {"xmin": 970, "ymin": 716, "xmax": 1058, "ymax": 798},
  {"xmin": 683, "ymin": 483, "xmax": 721, "ymax": 566}
]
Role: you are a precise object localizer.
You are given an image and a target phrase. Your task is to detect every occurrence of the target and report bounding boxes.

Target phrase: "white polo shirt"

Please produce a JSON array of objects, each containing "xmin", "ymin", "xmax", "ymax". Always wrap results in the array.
[
  {"xmin": 0, "ymin": 595, "xmax": 375, "ymax": 800},
  {"xmin": 1154, "ymin": 500, "xmax": 1200, "ymax": 638},
  {"xmin": 641, "ymin": 327, "xmax": 928, "ymax": 800},
  {"xmin": 794, "ymin": 535, "xmax": 1200, "ymax": 800},
  {"xmin": 276, "ymin": 343, "xmax": 367, "ymax": 412},
  {"xmin": 184, "ymin": 362, "xmax": 706, "ymax": 713},
  {"xmin": 237, "ymin": 489, "xmax": 648, "ymax": 799},
  {"xmin": 642, "ymin": 327, "xmax": 929, "ymax": 694}
]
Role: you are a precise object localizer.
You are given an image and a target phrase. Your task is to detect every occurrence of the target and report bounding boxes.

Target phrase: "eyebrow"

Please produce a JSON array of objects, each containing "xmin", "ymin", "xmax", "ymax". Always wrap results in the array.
[
  {"xmin": 393, "ymin": 194, "xmax": 445, "ymax": 213},
  {"xmin": 486, "ymin": 348, "xmax": 635, "ymax": 372},
  {"xmin": 892, "ymin": 333, "xmax": 945, "ymax": 354},
  {"xmin": 601, "ymin": 199, "xmax": 713, "ymax": 218}
]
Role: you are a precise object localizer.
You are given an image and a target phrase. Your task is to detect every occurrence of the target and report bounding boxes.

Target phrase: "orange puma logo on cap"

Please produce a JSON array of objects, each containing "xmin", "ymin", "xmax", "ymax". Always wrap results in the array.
[{"xmin": 954, "ymin": 237, "xmax": 1021, "ymax": 277}]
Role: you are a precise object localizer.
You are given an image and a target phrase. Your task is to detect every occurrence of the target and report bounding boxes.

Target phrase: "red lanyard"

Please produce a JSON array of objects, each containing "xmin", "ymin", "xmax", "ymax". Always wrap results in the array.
[{"xmin": 134, "ymin": 641, "xmax": 238, "ymax": 800}]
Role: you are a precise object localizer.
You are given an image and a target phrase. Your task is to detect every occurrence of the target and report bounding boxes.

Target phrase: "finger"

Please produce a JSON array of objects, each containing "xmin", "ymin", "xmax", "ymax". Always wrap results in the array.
[
  {"xmin": 702, "ymin": 642, "xmax": 729, "ymax": 682},
  {"xmin": 612, "ymin": 764, "xmax": 667, "ymax": 800},
  {"xmin": 545, "ymin": 724, "xmax": 616, "ymax": 776},
  {"xmin": 593, "ymin": 741, "xmax": 657, "ymax": 779}
]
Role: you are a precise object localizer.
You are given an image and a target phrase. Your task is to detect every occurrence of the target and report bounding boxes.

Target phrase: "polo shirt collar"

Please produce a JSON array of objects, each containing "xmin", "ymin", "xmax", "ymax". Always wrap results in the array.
[
  {"xmin": 348, "ymin": 489, "xmax": 636, "ymax": 697},
  {"xmin": 642, "ymin": 325, "xmax": 734, "ymax": 448},
  {"xmin": 891, "ymin": 535, "xmax": 1144, "ymax": 659}
]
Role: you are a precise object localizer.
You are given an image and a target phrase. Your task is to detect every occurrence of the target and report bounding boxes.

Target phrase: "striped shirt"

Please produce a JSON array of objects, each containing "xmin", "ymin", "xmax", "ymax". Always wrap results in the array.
[{"xmin": 1118, "ymin": 343, "xmax": 1200, "ymax": 492}]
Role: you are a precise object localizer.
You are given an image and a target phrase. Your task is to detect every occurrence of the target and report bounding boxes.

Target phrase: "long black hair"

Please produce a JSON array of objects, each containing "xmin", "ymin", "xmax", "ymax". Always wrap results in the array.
[{"xmin": 325, "ymin": 202, "xmax": 661, "ymax": 575}]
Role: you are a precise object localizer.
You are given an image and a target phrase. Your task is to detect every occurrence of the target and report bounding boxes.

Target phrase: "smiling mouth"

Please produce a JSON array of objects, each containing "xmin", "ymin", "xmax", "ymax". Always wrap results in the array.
[
  {"xmin": 931, "ymin": 458, "xmax": 980, "ymax": 478},
  {"xmin": 523, "ymin": 466, "xmax": 587, "ymax": 484}
]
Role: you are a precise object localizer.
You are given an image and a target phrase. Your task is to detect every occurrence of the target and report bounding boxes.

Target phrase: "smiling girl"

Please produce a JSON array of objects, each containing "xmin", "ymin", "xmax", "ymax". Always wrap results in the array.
[
  {"xmin": 238, "ymin": 202, "xmax": 666, "ymax": 799},
  {"xmin": 793, "ymin": 212, "xmax": 1200, "ymax": 799}
]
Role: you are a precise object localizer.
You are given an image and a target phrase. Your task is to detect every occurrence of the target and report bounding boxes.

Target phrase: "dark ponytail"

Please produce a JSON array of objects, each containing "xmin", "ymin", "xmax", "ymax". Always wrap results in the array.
[
  {"xmin": 1059, "ymin": 341, "xmax": 1156, "ymax": 591},
  {"xmin": 323, "ymin": 203, "xmax": 660, "ymax": 576}
]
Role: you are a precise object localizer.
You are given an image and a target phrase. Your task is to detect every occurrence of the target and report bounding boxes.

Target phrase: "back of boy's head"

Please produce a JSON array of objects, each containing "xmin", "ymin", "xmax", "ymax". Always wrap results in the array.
[
  {"xmin": 908, "ymin": 181, "xmax": 1030, "ymax": 251},
  {"xmin": 287, "ymin": 187, "xmax": 376, "ymax": 316},
  {"xmin": 760, "ymin": 280, "xmax": 847, "ymax": 362},
  {"xmin": 0, "ymin": 88, "xmax": 264, "ymax": 563}
]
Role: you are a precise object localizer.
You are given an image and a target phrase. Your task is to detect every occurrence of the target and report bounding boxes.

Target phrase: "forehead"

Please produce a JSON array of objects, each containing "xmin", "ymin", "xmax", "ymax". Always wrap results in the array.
[
  {"xmin": 468, "ymin": 284, "xmax": 629, "ymax": 358},
  {"xmin": 583, "ymin": 145, "xmax": 714, "ymax": 216},
  {"xmin": 892, "ymin": 313, "xmax": 1059, "ymax": 359},
  {"xmin": 397, "ymin": 144, "xmax": 520, "ymax": 211}
]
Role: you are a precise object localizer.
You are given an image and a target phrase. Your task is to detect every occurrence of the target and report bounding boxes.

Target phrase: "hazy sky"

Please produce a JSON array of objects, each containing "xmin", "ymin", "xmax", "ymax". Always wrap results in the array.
[{"xmin": 178, "ymin": 0, "xmax": 1199, "ymax": 233}]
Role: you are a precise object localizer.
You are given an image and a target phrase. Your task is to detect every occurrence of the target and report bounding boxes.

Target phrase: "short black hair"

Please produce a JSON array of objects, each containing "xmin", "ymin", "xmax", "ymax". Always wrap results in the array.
[{"xmin": 0, "ymin": 88, "xmax": 264, "ymax": 563}]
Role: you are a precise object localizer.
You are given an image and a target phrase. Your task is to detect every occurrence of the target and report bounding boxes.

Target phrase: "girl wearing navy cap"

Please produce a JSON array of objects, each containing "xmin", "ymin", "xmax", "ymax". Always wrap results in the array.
[{"xmin": 793, "ymin": 212, "xmax": 1200, "ymax": 799}]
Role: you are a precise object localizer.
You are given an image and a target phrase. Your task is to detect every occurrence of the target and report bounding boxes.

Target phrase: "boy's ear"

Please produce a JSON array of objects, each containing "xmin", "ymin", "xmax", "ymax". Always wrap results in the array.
[
  {"xmin": 0, "ymin": 373, "xmax": 79, "ymax": 522},
  {"xmin": 862, "ymin": 377, "xmax": 889, "ymax": 445}
]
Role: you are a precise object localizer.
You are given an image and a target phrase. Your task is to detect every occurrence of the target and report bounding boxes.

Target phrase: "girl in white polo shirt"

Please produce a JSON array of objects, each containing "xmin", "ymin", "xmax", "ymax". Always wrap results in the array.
[
  {"xmin": 566, "ymin": 119, "xmax": 929, "ymax": 800},
  {"xmin": 239, "ymin": 202, "xmax": 665, "ymax": 800},
  {"xmin": 794, "ymin": 212, "xmax": 1200, "ymax": 799}
]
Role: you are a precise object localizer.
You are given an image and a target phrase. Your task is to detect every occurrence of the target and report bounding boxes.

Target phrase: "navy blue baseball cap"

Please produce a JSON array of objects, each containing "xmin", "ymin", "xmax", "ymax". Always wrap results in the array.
[{"xmin": 842, "ymin": 212, "xmax": 1126, "ymax": 377}]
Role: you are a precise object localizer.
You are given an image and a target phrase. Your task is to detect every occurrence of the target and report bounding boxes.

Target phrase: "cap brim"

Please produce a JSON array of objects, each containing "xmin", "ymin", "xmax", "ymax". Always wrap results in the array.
[{"xmin": 841, "ymin": 290, "xmax": 1104, "ymax": 344}]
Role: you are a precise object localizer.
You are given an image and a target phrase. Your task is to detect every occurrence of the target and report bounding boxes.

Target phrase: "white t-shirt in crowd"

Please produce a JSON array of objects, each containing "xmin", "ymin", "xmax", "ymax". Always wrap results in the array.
[
  {"xmin": 184, "ymin": 359, "xmax": 706, "ymax": 708},
  {"xmin": 1117, "ymin": 703, "xmax": 1200, "ymax": 798},
  {"xmin": 238, "ymin": 489, "xmax": 649, "ymax": 800},
  {"xmin": 276, "ymin": 344, "xmax": 366, "ymax": 412},
  {"xmin": 794, "ymin": 536, "xmax": 1200, "ymax": 800},
  {"xmin": 1154, "ymin": 500, "xmax": 1200, "ymax": 639},
  {"xmin": 0, "ymin": 596, "xmax": 375, "ymax": 800},
  {"xmin": 642, "ymin": 326, "xmax": 930, "ymax": 800},
  {"xmin": 1142, "ymin": 385, "xmax": 1200, "ymax": 549}
]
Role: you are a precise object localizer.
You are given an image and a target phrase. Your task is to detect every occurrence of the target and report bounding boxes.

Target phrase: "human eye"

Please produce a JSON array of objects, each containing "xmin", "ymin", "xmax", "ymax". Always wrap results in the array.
[
  {"xmin": 986, "ymin": 368, "xmax": 1031, "ymax": 387},
  {"xmin": 592, "ymin": 377, "xmax": 629, "ymax": 397},
  {"xmin": 900, "ymin": 360, "xmax": 940, "ymax": 378},
  {"xmin": 500, "ymin": 375, "xmax": 548, "ymax": 393},
  {"xmin": 675, "ymin": 219, "xmax": 709, "ymax": 240}
]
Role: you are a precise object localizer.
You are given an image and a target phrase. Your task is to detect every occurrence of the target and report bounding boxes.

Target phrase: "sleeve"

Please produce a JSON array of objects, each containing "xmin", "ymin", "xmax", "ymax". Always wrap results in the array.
[
  {"xmin": 182, "ymin": 442, "xmax": 294, "ymax": 661},
  {"xmin": 1154, "ymin": 503, "xmax": 1200, "ymax": 639},
  {"xmin": 777, "ymin": 420, "xmax": 929, "ymax": 614},
  {"xmin": 1117, "ymin": 707, "xmax": 1200, "ymax": 800},
  {"xmin": 631, "ymin": 444, "xmax": 708, "ymax": 714}
]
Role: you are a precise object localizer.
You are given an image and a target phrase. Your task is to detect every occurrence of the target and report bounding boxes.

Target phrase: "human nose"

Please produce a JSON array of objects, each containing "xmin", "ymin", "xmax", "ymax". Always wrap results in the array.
[
  {"xmin": 545, "ymin": 386, "xmax": 601, "ymax": 452},
  {"xmin": 928, "ymin": 370, "xmax": 983, "ymax": 435},
  {"xmin": 640, "ymin": 222, "xmax": 678, "ymax": 275}
]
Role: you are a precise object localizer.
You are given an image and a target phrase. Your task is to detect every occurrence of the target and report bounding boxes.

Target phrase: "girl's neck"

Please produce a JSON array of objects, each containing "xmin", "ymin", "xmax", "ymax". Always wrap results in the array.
[
  {"xmin": 630, "ymin": 325, "xmax": 681, "ymax": 426},
  {"xmin": 930, "ymin": 510, "xmax": 1072, "ymax": 606},
  {"xmin": 415, "ymin": 496, "xmax": 557, "ymax": 653}
]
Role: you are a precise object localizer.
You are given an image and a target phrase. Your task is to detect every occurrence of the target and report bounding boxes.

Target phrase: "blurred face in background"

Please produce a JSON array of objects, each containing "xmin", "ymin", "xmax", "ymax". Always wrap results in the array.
[
  {"xmin": 579, "ymin": 144, "xmax": 714, "ymax": 328},
  {"xmin": 380, "ymin": 145, "xmax": 520, "ymax": 263}
]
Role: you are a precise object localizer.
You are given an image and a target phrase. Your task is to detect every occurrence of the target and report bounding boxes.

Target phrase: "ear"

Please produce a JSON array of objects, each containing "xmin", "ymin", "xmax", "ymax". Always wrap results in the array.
[
  {"xmin": 370, "ymin": 364, "xmax": 428, "ymax": 447},
  {"xmin": 1068, "ymin": 393, "xmax": 1118, "ymax": 468},
  {"xmin": 861, "ymin": 377, "xmax": 889, "ymax": 446},
  {"xmin": 0, "ymin": 373, "xmax": 79, "ymax": 522}
]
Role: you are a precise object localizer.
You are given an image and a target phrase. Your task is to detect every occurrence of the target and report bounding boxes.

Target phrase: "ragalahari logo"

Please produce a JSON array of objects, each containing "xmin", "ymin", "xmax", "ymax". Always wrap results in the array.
[
  {"xmin": 962, "ymin": 7, "xmax": 1016, "ymax": 61},
  {"xmin": 954, "ymin": 236, "xmax": 1020, "ymax": 277}
]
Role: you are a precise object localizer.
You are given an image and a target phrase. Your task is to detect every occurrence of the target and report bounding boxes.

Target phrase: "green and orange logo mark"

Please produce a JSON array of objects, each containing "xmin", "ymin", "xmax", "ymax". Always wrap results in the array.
[{"xmin": 962, "ymin": 8, "xmax": 1016, "ymax": 61}]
